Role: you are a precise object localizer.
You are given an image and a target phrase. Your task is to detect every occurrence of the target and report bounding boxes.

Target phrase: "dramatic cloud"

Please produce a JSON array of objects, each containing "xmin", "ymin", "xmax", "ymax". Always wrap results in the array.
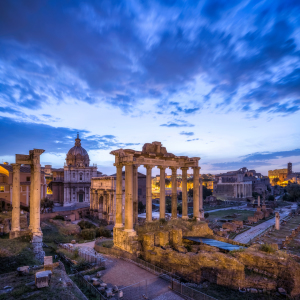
[{"xmin": 0, "ymin": 116, "xmax": 138, "ymax": 156}]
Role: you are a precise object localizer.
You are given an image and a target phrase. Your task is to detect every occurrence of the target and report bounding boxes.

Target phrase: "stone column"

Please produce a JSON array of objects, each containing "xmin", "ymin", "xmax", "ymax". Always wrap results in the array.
[
  {"xmin": 192, "ymin": 167, "xmax": 200, "ymax": 220},
  {"xmin": 90, "ymin": 189, "xmax": 94, "ymax": 210},
  {"xmin": 29, "ymin": 165, "xmax": 35, "ymax": 230},
  {"xmin": 133, "ymin": 165, "xmax": 139, "ymax": 225},
  {"xmin": 145, "ymin": 165, "xmax": 152, "ymax": 222},
  {"xmin": 11, "ymin": 163, "xmax": 21, "ymax": 236},
  {"xmin": 159, "ymin": 166, "xmax": 166, "ymax": 220},
  {"xmin": 199, "ymin": 176, "xmax": 204, "ymax": 218},
  {"xmin": 124, "ymin": 163, "xmax": 135, "ymax": 234},
  {"xmin": 108, "ymin": 192, "xmax": 113, "ymax": 222},
  {"xmin": 115, "ymin": 164, "xmax": 123, "ymax": 228},
  {"xmin": 181, "ymin": 167, "xmax": 188, "ymax": 220},
  {"xmin": 275, "ymin": 212, "xmax": 280, "ymax": 230},
  {"xmin": 171, "ymin": 167, "xmax": 178, "ymax": 219},
  {"xmin": 257, "ymin": 195, "xmax": 260, "ymax": 207},
  {"xmin": 32, "ymin": 161, "xmax": 42, "ymax": 235}
]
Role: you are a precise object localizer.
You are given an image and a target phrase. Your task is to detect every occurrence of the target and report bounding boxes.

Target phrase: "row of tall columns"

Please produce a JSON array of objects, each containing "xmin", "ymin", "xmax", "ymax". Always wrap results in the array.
[{"xmin": 114, "ymin": 163, "xmax": 203, "ymax": 232}]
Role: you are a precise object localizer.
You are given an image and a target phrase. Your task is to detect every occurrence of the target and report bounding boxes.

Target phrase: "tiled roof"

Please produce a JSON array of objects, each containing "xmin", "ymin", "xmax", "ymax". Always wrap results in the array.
[{"xmin": 0, "ymin": 164, "xmax": 31, "ymax": 173}]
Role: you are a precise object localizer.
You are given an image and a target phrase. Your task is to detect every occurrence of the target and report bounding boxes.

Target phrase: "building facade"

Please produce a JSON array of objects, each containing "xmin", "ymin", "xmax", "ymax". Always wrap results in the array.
[
  {"xmin": 0, "ymin": 163, "xmax": 47, "ymax": 209},
  {"xmin": 268, "ymin": 163, "xmax": 300, "ymax": 186}
]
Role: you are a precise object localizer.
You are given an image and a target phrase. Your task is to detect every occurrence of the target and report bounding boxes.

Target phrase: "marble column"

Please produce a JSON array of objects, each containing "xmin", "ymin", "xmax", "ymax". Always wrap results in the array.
[
  {"xmin": 275, "ymin": 212, "xmax": 280, "ymax": 230},
  {"xmin": 199, "ymin": 176, "xmax": 204, "ymax": 218},
  {"xmin": 115, "ymin": 164, "xmax": 123, "ymax": 228},
  {"xmin": 145, "ymin": 165, "xmax": 152, "ymax": 222},
  {"xmin": 181, "ymin": 167, "xmax": 188, "ymax": 220},
  {"xmin": 171, "ymin": 167, "xmax": 178, "ymax": 219},
  {"xmin": 11, "ymin": 163, "xmax": 21, "ymax": 234},
  {"xmin": 32, "ymin": 161, "xmax": 42, "ymax": 235},
  {"xmin": 192, "ymin": 167, "xmax": 200, "ymax": 220},
  {"xmin": 29, "ymin": 165, "xmax": 34, "ymax": 230},
  {"xmin": 124, "ymin": 163, "xmax": 135, "ymax": 233},
  {"xmin": 109, "ymin": 193, "xmax": 113, "ymax": 222},
  {"xmin": 257, "ymin": 195, "xmax": 260, "ymax": 207},
  {"xmin": 133, "ymin": 165, "xmax": 139, "ymax": 225},
  {"xmin": 159, "ymin": 166, "xmax": 166, "ymax": 220}
]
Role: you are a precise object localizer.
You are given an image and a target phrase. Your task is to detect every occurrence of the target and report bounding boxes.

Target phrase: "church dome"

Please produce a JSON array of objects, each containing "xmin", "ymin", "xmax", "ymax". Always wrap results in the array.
[{"xmin": 66, "ymin": 134, "xmax": 90, "ymax": 167}]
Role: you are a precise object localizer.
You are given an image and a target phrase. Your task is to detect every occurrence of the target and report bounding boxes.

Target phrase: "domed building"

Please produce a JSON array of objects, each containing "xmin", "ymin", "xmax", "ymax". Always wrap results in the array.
[{"xmin": 63, "ymin": 134, "xmax": 98, "ymax": 206}]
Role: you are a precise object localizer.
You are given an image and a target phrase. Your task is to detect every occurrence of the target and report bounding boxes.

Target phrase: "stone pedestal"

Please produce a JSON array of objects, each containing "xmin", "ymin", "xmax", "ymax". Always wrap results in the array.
[
  {"xmin": 35, "ymin": 270, "xmax": 52, "ymax": 288},
  {"xmin": 32, "ymin": 235, "xmax": 45, "ymax": 262}
]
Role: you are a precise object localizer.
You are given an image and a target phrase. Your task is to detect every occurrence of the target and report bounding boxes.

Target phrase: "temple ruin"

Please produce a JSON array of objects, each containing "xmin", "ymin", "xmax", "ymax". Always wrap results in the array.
[
  {"xmin": 110, "ymin": 141, "xmax": 204, "ymax": 252},
  {"xmin": 10, "ymin": 149, "xmax": 45, "ymax": 260}
]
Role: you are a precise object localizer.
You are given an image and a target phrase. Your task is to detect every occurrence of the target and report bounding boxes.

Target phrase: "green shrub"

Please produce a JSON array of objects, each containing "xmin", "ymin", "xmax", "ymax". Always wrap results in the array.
[
  {"xmin": 81, "ymin": 229, "xmax": 96, "ymax": 240},
  {"xmin": 185, "ymin": 244, "xmax": 192, "ymax": 252},
  {"xmin": 53, "ymin": 215, "xmax": 64, "ymax": 220},
  {"xmin": 159, "ymin": 218, "xmax": 167, "ymax": 225},
  {"xmin": 260, "ymin": 243, "xmax": 275, "ymax": 253},
  {"xmin": 95, "ymin": 227, "xmax": 112, "ymax": 238},
  {"xmin": 78, "ymin": 220, "xmax": 96, "ymax": 230}
]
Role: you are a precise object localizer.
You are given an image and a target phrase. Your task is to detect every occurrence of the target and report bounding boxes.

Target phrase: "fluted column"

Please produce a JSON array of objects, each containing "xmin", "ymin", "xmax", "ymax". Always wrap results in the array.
[
  {"xmin": 32, "ymin": 161, "xmax": 42, "ymax": 235},
  {"xmin": 159, "ymin": 166, "xmax": 166, "ymax": 220},
  {"xmin": 29, "ymin": 165, "xmax": 34, "ymax": 230},
  {"xmin": 115, "ymin": 164, "xmax": 123, "ymax": 228},
  {"xmin": 171, "ymin": 167, "xmax": 178, "ymax": 219},
  {"xmin": 133, "ymin": 165, "xmax": 139, "ymax": 225},
  {"xmin": 124, "ymin": 163, "xmax": 135, "ymax": 233},
  {"xmin": 145, "ymin": 165, "xmax": 153, "ymax": 222},
  {"xmin": 199, "ymin": 175, "xmax": 204, "ymax": 218},
  {"xmin": 11, "ymin": 163, "xmax": 21, "ymax": 233},
  {"xmin": 192, "ymin": 166, "xmax": 200, "ymax": 220},
  {"xmin": 181, "ymin": 167, "xmax": 188, "ymax": 220}
]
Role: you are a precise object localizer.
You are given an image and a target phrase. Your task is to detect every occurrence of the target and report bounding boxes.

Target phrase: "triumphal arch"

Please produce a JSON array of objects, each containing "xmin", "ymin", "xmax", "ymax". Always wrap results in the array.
[{"xmin": 110, "ymin": 141, "xmax": 204, "ymax": 252}]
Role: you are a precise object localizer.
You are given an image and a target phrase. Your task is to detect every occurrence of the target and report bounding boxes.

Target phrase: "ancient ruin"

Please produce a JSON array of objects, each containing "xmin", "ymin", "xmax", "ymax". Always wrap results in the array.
[
  {"xmin": 110, "ymin": 141, "xmax": 204, "ymax": 252},
  {"xmin": 10, "ymin": 149, "xmax": 45, "ymax": 260}
]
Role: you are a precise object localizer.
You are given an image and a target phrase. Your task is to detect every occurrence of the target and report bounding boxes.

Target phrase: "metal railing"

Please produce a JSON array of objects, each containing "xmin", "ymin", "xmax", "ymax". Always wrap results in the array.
[{"xmin": 74, "ymin": 271, "xmax": 108, "ymax": 300}]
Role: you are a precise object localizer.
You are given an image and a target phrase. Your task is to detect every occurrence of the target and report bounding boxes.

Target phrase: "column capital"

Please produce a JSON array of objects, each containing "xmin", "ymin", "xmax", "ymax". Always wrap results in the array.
[
  {"xmin": 180, "ymin": 167, "xmax": 189, "ymax": 171},
  {"xmin": 144, "ymin": 165, "xmax": 152, "ymax": 170},
  {"xmin": 115, "ymin": 163, "xmax": 124, "ymax": 168},
  {"xmin": 11, "ymin": 163, "xmax": 21, "ymax": 171},
  {"xmin": 158, "ymin": 166, "xmax": 166, "ymax": 170},
  {"xmin": 191, "ymin": 166, "xmax": 201, "ymax": 170},
  {"xmin": 133, "ymin": 164, "xmax": 140, "ymax": 170},
  {"xmin": 170, "ymin": 166, "xmax": 178, "ymax": 171}
]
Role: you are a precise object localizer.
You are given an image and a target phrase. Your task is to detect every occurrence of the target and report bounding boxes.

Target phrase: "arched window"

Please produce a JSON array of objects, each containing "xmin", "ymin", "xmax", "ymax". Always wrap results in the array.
[{"xmin": 80, "ymin": 174, "xmax": 83, "ymax": 180}]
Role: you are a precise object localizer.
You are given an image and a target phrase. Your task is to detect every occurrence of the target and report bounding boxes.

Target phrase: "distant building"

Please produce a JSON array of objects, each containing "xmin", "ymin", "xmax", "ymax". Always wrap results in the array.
[
  {"xmin": 268, "ymin": 163, "xmax": 300, "ymax": 186},
  {"xmin": 47, "ymin": 134, "xmax": 101, "ymax": 206},
  {"xmin": 213, "ymin": 167, "xmax": 270, "ymax": 200},
  {"xmin": 0, "ymin": 164, "xmax": 47, "ymax": 209}
]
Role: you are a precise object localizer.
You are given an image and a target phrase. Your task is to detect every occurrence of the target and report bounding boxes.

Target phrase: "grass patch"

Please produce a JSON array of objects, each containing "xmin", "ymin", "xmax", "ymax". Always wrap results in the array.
[
  {"xmin": 0, "ymin": 237, "xmax": 39, "ymax": 274},
  {"xmin": 260, "ymin": 244, "xmax": 276, "ymax": 254}
]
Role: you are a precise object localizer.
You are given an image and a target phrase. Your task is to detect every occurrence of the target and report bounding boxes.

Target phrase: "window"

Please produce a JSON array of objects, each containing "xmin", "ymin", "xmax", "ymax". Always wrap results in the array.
[
  {"xmin": 80, "ymin": 174, "xmax": 82, "ymax": 180},
  {"xmin": 0, "ymin": 186, "xmax": 4, "ymax": 192},
  {"xmin": 26, "ymin": 177, "xmax": 30, "ymax": 182},
  {"xmin": 73, "ymin": 173, "xmax": 75, "ymax": 178},
  {"xmin": 73, "ymin": 188, "xmax": 76, "ymax": 194}
]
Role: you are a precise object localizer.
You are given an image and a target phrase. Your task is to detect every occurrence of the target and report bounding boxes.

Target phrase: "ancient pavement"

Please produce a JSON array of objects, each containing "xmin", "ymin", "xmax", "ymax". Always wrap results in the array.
[{"xmin": 234, "ymin": 203, "xmax": 298, "ymax": 244}]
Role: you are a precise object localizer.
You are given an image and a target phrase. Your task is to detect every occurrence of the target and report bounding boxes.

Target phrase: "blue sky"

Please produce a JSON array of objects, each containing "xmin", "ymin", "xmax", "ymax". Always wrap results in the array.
[{"xmin": 0, "ymin": 0, "xmax": 300, "ymax": 176}]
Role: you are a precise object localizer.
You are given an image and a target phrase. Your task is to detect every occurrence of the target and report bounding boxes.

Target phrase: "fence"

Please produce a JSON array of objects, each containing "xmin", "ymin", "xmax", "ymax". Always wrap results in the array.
[
  {"xmin": 95, "ymin": 245, "xmax": 217, "ymax": 300},
  {"xmin": 74, "ymin": 271, "xmax": 108, "ymax": 300}
]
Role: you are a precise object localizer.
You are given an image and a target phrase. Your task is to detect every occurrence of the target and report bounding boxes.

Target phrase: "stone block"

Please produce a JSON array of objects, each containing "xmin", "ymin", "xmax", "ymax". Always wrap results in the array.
[
  {"xmin": 17, "ymin": 266, "xmax": 29, "ymax": 275},
  {"xmin": 71, "ymin": 240, "xmax": 76, "ymax": 244},
  {"xmin": 248, "ymin": 216, "xmax": 258, "ymax": 223},
  {"xmin": 232, "ymin": 220, "xmax": 243, "ymax": 228},
  {"xmin": 222, "ymin": 222, "xmax": 238, "ymax": 232},
  {"xmin": 143, "ymin": 233, "xmax": 155, "ymax": 249},
  {"xmin": 96, "ymin": 271, "xmax": 102, "ymax": 278},
  {"xmin": 158, "ymin": 231, "xmax": 169, "ymax": 247},
  {"xmin": 106, "ymin": 288, "xmax": 113, "ymax": 297},
  {"xmin": 254, "ymin": 211, "xmax": 264, "ymax": 220},
  {"xmin": 170, "ymin": 229, "xmax": 182, "ymax": 246},
  {"xmin": 35, "ymin": 270, "xmax": 52, "ymax": 288}
]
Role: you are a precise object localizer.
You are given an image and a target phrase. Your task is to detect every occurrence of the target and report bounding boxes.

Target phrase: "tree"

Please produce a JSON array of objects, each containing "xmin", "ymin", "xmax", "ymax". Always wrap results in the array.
[
  {"xmin": 203, "ymin": 186, "xmax": 212, "ymax": 199},
  {"xmin": 286, "ymin": 184, "xmax": 300, "ymax": 202},
  {"xmin": 138, "ymin": 201, "xmax": 145, "ymax": 213},
  {"xmin": 268, "ymin": 195, "xmax": 275, "ymax": 201},
  {"xmin": 155, "ymin": 181, "xmax": 160, "ymax": 188},
  {"xmin": 165, "ymin": 178, "xmax": 171, "ymax": 187},
  {"xmin": 177, "ymin": 203, "xmax": 182, "ymax": 214},
  {"xmin": 188, "ymin": 189, "xmax": 193, "ymax": 198},
  {"xmin": 165, "ymin": 196, "xmax": 172, "ymax": 213}
]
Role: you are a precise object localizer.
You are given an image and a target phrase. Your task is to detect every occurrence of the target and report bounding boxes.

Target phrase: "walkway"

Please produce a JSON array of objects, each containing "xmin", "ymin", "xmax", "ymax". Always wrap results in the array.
[
  {"xmin": 234, "ymin": 203, "xmax": 297, "ymax": 244},
  {"xmin": 98, "ymin": 255, "xmax": 183, "ymax": 299},
  {"xmin": 53, "ymin": 203, "xmax": 89, "ymax": 212}
]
